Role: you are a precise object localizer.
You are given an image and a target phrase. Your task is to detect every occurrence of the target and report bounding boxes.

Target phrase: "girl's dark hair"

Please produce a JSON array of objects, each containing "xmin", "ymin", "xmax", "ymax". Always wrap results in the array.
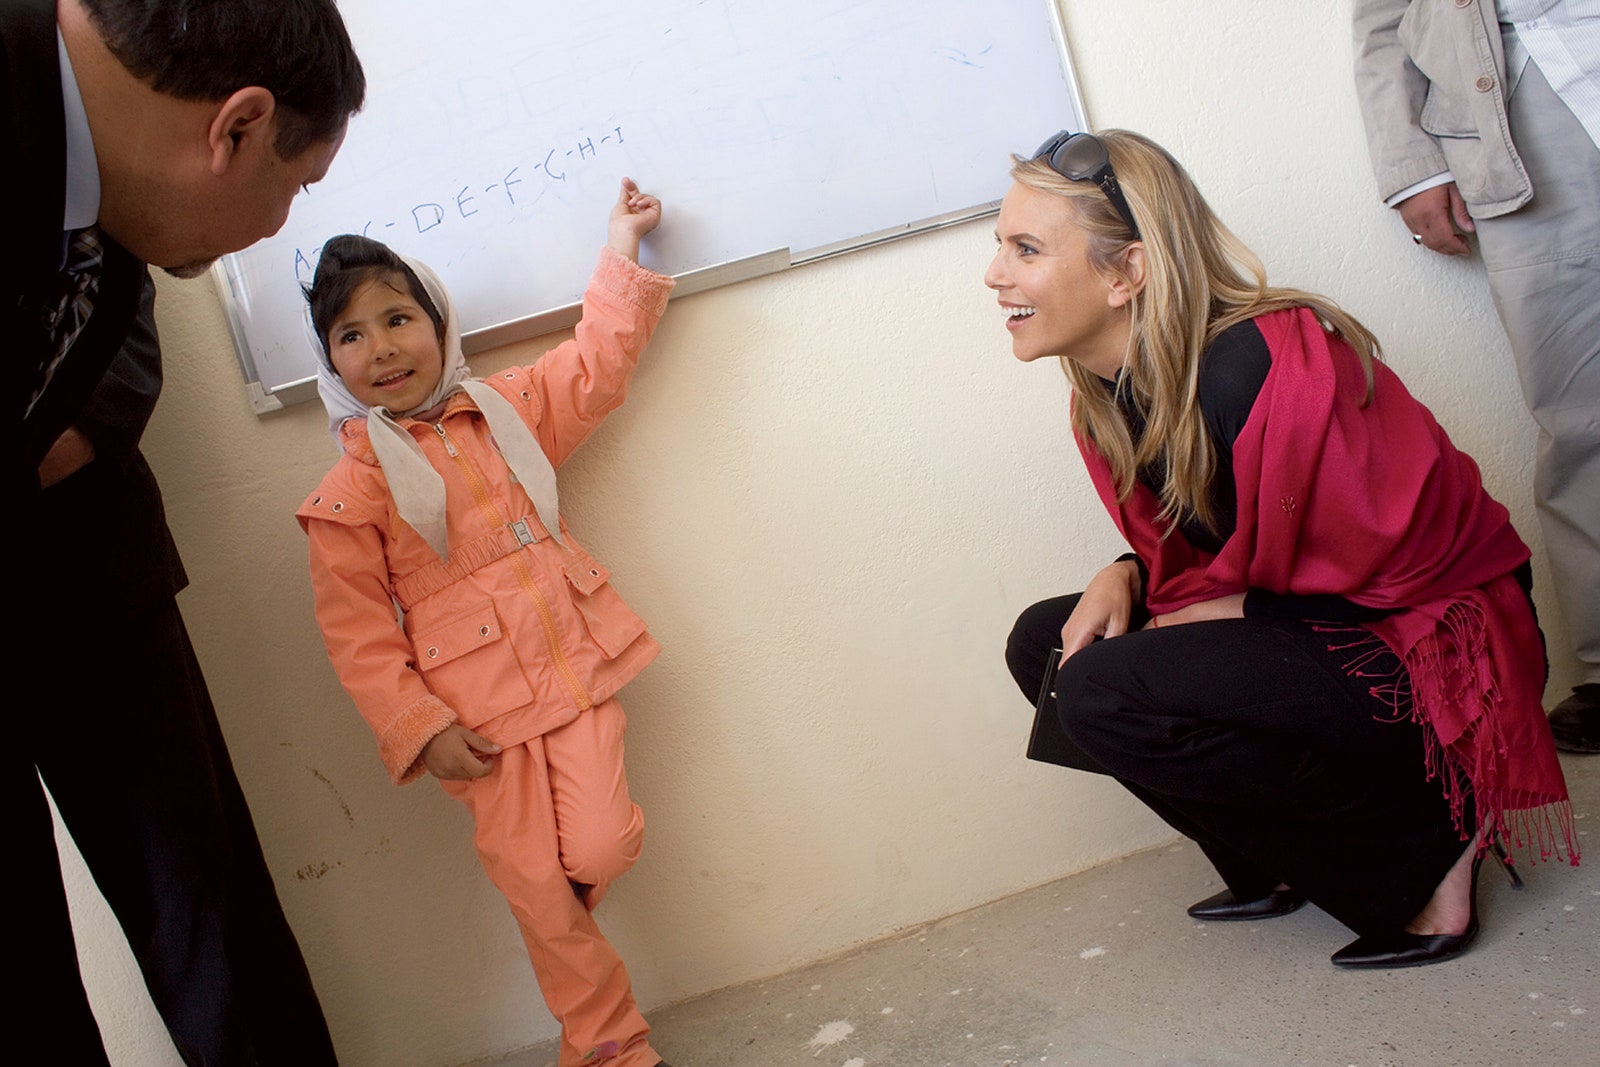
[{"xmin": 304, "ymin": 235, "xmax": 444, "ymax": 356}]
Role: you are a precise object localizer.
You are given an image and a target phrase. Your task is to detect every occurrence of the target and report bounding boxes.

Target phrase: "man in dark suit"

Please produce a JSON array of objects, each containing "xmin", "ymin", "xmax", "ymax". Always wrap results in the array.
[
  {"xmin": 3, "ymin": 1, "xmax": 366, "ymax": 1061},
  {"xmin": 5, "ymin": 0, "xmax": 364, "ymax": 490}
]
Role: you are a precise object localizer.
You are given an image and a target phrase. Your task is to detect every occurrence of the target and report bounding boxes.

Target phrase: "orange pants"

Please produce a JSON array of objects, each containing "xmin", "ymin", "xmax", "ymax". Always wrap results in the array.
[{"xmin": 441, "ymin": 698, "xmax": 656, "ymax": 1067}]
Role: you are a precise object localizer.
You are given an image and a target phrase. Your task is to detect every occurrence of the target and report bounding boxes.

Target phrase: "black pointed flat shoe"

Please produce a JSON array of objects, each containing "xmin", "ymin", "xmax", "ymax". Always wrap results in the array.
[{"xmin": 1186, "ymin": 887, "xmax": 1306, "ymax": 921}]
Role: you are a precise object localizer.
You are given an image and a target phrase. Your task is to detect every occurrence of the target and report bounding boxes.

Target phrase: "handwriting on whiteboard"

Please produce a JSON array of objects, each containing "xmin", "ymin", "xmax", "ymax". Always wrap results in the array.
[{"xmin": 290, "ymin": 126, "xmax": 628, "ymax": 283}]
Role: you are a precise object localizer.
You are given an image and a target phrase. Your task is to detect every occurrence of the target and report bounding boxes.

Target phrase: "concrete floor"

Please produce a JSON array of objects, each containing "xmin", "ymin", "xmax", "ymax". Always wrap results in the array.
[{"xmin": 495, "ymin": 752, "xmax": 1597, "ymax": 1067}]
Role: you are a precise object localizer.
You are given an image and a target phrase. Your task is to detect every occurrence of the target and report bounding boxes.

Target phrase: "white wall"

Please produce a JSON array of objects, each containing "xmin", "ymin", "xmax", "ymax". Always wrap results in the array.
[{"xmin": 63, "ymin": 2, "xmax": 1569, "ymax": 1064}]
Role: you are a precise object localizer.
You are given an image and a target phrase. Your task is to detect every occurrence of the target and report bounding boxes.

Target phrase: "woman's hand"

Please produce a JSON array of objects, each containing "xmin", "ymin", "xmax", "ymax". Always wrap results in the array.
[
  {"xmin": 1060, "ymin": 559, "xmax": 1143, "ymax": 663},
  {"xmin": 422, "ymin": 725, "xmax": 502, "ymax": 781},
  {"xmin": 606, "ymin": 177, "xmax": 663, "ymax": 262},
  {"xmin": 1147, "ymin": 593, "xmax": 1246, "ymax": 629}
]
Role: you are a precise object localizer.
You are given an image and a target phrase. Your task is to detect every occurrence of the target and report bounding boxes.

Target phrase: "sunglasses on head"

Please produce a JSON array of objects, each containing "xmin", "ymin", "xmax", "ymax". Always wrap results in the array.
[{"xmin": 1032, "ymin": 130, "xmax": 1142, "ymax": 241}]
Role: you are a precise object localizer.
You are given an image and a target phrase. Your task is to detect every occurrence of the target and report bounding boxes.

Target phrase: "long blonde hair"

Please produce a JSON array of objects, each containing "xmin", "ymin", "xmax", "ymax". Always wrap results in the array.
[{"xmin": 1014, "ymin": 130, "xmax": 1380, "ymax": 534}]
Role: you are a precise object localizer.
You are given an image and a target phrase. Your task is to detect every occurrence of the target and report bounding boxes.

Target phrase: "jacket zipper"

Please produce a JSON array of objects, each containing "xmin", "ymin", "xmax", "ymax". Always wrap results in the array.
[{"xmin": 433, "ymin": 422, "xmax": 591, "ymax": 711}]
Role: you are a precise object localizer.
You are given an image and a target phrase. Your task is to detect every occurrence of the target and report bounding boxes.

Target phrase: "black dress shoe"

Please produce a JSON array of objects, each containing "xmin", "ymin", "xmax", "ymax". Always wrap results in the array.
[
  {"xmin": 1187, "ymin": 887, "xmax": 1306, "ymax": 921},
  {"xmin": 1549, "ymin": 684, "xmax": 1600, "ymax": 754}
]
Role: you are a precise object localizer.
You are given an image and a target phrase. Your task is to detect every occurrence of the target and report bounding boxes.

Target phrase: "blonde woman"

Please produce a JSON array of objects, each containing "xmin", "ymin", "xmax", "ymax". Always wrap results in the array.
[{"xmin": 993, "ymin": 129, "xmax": 1574, "ymax": 968}]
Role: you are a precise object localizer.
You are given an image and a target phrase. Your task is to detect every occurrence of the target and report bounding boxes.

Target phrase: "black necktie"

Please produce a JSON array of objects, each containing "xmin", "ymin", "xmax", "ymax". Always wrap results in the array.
[{"xmin": 28, "ymin": 225, "xmax": 105, "ymax": 416}]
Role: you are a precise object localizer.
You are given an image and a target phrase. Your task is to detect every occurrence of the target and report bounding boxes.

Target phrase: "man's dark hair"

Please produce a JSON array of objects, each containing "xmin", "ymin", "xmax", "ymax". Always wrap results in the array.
[
  {"xmin": 305, "ymin": 235, "xmax": 444, "ymax": 360},
  {"xmin": 81, "ymin": 0, "xmax": 366, "ymax": 160}
]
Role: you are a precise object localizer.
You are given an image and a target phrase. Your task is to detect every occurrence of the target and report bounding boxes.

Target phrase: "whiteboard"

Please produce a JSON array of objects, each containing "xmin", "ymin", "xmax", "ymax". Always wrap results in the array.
[{"xmin": 214, "ymin": 0, "xmax": 1087, "ymax": 411}]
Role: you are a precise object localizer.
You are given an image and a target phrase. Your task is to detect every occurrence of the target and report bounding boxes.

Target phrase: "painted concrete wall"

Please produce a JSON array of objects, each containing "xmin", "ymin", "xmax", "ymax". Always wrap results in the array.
[{"xmin": 61, "ymin": 1, "xmax": 1568, "ymax": 1064}]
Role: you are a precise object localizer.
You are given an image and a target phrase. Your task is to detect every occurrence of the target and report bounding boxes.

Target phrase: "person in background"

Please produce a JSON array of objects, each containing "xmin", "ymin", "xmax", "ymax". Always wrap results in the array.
[{"xmin": 1353, "ymin": 0, "xmax": 1600, "ymax": 753}]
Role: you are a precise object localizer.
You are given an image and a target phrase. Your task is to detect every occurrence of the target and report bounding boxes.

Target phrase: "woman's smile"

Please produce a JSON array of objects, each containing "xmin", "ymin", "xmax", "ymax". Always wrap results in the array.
[{"xmin": 1002, "ymin": 303, "xmax": 1037, "ymax": 330}]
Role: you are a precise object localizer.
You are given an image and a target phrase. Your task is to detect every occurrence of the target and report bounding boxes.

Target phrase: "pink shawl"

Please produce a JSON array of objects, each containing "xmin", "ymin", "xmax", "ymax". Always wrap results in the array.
[{"xmin": 1078, "ymin": 307, "xmax": 1575, "ymax": 862}]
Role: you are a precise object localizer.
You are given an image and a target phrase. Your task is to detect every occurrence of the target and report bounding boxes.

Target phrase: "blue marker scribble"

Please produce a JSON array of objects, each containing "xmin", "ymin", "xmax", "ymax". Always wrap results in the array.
[
  {"xmin": 289, "ymin": 128, "xmax": 623, "ymax": 276},
  {"xmin": 935, "ymin": 45, "xmax": 990, "ymax": 68}
]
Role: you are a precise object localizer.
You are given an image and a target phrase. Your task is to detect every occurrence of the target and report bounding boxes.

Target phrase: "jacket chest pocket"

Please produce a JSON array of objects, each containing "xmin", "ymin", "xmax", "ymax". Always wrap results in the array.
[
  {"xmin": 562, "ymin": 552, "xmax": 648, "ymax": 658},
  {"xmin": 410, "ymin": 601, "xmax": 535, "ymax": 728}
]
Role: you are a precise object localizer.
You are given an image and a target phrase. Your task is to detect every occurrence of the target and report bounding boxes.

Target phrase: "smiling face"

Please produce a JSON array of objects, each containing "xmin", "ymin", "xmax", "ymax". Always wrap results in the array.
[
  {"xmin": 326, "ymin": 273, "xmax": 447, "ymax": 412},
  {"xmin": 984, "ymin": 181, "xmax": 1135, "ymax": 378}
]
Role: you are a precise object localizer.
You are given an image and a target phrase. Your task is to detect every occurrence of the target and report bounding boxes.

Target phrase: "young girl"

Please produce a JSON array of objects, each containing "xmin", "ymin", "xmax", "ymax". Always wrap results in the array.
[
  {"xmin": 993, "ymin": 130, "xmax": 1574, "ymax": 969},
  {"xmin": 297, "ymin": 179, "xmax": 674, "ymax": 1067}
]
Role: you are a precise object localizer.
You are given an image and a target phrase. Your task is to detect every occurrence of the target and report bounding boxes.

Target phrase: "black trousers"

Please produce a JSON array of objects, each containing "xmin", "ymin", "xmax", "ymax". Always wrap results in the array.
[
  {"xmin": 1006, "ymin": 594, "xmax": 1469, "ymax": 936},
  {"xmin": 15, "ymin": 466, "xmax": 335, "ymax": 1065}
]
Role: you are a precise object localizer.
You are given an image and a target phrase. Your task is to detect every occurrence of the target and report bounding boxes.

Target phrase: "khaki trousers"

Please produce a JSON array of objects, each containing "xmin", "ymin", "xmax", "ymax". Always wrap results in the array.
[{"xmin": 1474, "ymin": 60, "xmax": 1600, "ymax": 686}]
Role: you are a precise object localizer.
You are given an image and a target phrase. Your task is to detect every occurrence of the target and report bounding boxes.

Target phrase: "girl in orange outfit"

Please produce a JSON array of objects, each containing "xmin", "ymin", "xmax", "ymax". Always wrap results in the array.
[{"xmin": 296, "ymin": 179, "xmax": 674, "ymax": 1067}]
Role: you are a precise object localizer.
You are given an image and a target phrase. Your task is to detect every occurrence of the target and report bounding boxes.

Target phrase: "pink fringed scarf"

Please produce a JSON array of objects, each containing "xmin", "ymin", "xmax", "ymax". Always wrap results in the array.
[{"xmin": 1078, "ymin": 307, "xmax": 1576, "ymax": 864}]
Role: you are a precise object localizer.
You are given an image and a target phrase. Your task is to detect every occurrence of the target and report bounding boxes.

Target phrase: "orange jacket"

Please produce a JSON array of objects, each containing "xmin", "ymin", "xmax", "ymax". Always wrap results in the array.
[{"xmin": 298, "ymin": 250, "xmax": 673, "ymax": 784}]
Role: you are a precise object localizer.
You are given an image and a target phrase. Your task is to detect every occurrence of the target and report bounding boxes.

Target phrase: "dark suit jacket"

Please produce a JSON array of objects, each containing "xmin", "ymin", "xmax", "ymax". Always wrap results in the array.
[
  {"xmin": 3, "ymin": 0, "xmax": 147, "ymax": 499},
  {"xmin": 30, "ymin": 277, "xmax": 190, "ymax": 613},
  {"xmin": 4, "ymin": 0, "xmax": 186, "ymax": 609}
]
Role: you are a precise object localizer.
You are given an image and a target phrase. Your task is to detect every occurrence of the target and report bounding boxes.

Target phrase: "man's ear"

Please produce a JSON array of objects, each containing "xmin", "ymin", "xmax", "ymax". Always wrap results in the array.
[
  {"xmin": 1106, "ymin": 244, "xmax": 1148, "ymax": 309},
  {"xmin": 206, "ymin": 87, "xmax": 277, "ymax": 176}
]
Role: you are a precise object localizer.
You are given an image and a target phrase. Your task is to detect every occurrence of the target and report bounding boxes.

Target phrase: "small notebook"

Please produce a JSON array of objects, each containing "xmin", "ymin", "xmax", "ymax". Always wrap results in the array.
[{"xmin": 1025, "ymin": 650, "xmax": 1074, "ymax": 767}]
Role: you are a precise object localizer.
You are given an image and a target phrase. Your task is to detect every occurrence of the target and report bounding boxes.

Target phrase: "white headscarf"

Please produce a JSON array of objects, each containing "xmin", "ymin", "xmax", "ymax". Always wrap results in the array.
[{"xmin": 310, "ymin": 254, "xmax": 562, "ymax": 559}]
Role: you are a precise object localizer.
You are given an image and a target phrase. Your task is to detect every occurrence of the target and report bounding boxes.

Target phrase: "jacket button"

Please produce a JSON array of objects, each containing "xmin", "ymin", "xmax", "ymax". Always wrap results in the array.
[
  {"xmin": 312, "ymin": 495, "xmax": 322, "ymax": 506},
  {"xmin": 427, "ymin": 646, "xmax": 440, "ymax": 658},
  {"xmin": 504, "ymin": 371, "xmax": 515, "ymax": 379},
  {"xmin": 479, "ymin": 626, "xmax": 490, "ymax": 637},
  {"xmin": 332, "ymin": 501, "xmax": 344, "ymax": 513},
  {"xmin": 1475, "ymin": 74, "xmax": 1495, "ymax": 91}
]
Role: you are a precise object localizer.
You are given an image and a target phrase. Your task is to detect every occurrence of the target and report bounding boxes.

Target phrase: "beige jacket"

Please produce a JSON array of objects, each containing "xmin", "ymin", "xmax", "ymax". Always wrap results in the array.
[{"xmin": 1353, "ymin": 0, "xmax": 1532, "ymax": 217}]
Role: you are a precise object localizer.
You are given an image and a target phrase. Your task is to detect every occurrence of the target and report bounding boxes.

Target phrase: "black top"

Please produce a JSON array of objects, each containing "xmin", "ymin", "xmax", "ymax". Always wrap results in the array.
[{"xmin": 1107, "ymin": 318, "xmax": 1269, "ymax": 555}]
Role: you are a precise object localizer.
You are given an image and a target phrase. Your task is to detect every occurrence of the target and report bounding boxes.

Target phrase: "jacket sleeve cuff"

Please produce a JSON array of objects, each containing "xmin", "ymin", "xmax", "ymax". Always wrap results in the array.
[
  {"xmin": 1374, "ymin": 146, "xmax": 1452, "ymax": 205},
  {"xmin": 1384, "ymin": 170, "xmax": 1455, "ymax": 208},
  {"xmin": 378, "ymin": 694, "xmax": 458, "ymax": 785},
  {"xmin": 592, "ymin": 246, "xmax": 675, "ymax": 318}
]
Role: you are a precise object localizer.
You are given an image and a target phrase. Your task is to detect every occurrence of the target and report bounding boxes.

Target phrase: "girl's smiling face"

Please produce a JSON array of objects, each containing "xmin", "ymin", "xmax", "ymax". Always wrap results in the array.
[
  {"xmin": 327, "ymin": 273, "xmax": 446, "ymax": 412},
  {"xmin": 984, "ymin": 181, "xmax": 1135, "ymax": 379}
]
